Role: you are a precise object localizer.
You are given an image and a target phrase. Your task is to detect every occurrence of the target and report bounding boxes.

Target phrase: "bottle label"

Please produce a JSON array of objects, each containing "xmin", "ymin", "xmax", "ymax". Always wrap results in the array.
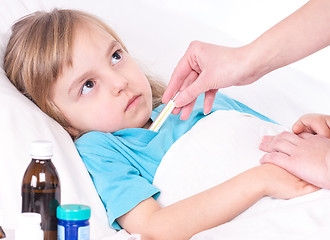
[
  {"xmin": 57, "ymin": 225, "xmax": 90, "ymax": 240},
  {"xmin": 78, "ymin": 226, "xmax": 90, "ymax": 240},
  {"xmin": 57, "ymin": 225, "xmax": 64, "ymax": 240},
  {"xmin": 22, "ymin": 183, "xmax": 60, "ymax": 231}
]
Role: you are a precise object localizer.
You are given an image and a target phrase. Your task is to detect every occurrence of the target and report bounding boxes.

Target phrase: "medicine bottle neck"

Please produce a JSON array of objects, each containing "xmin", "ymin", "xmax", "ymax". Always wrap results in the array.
[
  {"xmin": 25, "ymin": 158, "xmax": 58, "ymax": 178},
  {"xmin": 32, "ymin": 158, "xmax": 52, "ymax": 164},
  {"xmin": 32, "ymin": 157, "xmax": 52, "ymax": 161}
]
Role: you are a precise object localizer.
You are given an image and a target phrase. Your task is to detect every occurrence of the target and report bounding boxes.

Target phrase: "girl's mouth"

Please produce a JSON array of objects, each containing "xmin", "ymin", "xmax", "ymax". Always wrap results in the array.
[{"xmin": 125, "ymin": 95, "xmax": 141, "ymax": 112}]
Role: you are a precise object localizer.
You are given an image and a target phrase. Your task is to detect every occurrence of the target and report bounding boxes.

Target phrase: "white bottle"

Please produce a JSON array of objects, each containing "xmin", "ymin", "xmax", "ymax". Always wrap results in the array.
[{"xmin": 15, "ymin": 212, "xmax": 43, "ymax": 240}]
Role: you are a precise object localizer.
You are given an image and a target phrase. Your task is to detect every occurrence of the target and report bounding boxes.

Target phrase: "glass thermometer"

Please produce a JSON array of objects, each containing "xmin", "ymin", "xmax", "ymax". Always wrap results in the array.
[{"xmin": 149, "ymin": 92, "xmax": 179, "ymax": 132}]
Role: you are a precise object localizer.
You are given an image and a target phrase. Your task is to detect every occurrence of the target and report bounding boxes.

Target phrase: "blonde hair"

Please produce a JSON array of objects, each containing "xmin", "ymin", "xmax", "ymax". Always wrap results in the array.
[{"xmin": 4, "ymin": 9, "xmax": 165, "ymax": 136}]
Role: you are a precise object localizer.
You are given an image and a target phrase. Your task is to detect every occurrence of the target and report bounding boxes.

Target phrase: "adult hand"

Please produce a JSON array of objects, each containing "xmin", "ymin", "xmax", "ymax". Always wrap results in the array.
[
  {"xmin": 163, "ymin": 0, "xmax": 330, "ymax": 120},
  {"xmin": 162, "ymin": 41, "xmax": 258, "ymax": 120},
  {"xmin": 259, "ymin": 131, "xmax": 330, "ymax": 189},
  {"xmin": 292, "ymin": 113, "xmax": 330, "ymax": 137}
]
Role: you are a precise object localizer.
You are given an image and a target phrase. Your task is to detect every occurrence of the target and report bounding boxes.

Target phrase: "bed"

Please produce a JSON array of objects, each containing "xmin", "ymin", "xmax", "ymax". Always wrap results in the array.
[{"xmin": 0, "ymin": 0, "xmax": 329, "ymax": 239}]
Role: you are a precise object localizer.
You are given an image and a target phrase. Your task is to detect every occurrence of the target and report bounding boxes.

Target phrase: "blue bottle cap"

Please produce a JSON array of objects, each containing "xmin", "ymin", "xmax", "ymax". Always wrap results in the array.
[{"xmin": 57, "ymin": 204, "xmax": 91, "ymax": 221}]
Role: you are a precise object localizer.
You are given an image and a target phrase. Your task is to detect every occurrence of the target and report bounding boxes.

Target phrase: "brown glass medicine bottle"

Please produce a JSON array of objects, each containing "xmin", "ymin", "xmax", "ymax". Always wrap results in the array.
[
  {"xmin": 21, "ymin": 141, "xmax": 61, "ymax": 240},
  {"xmin": 0, "ymin": 227, "xmax": 5, "ymax": 239},
  {"xmin": 0, "ymin": 210, "xmax": 6, "ymax": 239},
  {"xmin": 0, "ymin": 228, "xmax": 5, "ymax": 239}
]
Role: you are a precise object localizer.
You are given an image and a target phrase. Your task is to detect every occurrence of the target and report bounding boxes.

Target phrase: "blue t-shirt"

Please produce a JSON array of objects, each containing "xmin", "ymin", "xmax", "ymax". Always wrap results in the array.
[{"xmin": 75, "ymin": 92, "xmax": 275, "ymax": 229}]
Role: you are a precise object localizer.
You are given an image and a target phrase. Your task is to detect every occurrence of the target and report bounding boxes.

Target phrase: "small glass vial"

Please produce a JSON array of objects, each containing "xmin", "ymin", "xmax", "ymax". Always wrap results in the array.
[
  {"xmin": 0, "ymin": 210, "xmax": 6, "ymax": 239},
  {"xmin": 57, "ymin": 204, "xmax": 91, "ymax": 240},
  {"xmin": 15, "ymin": 212, "xmax": 44, "ymax": 240}
]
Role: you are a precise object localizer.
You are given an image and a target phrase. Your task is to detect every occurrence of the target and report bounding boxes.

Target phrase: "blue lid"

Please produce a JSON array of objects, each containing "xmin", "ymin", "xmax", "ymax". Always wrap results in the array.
[{"xmin": 57, "ymin": 204, "xmax": 91, "ymax": 221}]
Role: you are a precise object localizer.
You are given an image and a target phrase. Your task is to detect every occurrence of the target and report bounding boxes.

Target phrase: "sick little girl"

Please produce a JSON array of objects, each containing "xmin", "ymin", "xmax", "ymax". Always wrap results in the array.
[{"xmin": 4, "ymin": 9, "xmax": 318, "ymax": 240}]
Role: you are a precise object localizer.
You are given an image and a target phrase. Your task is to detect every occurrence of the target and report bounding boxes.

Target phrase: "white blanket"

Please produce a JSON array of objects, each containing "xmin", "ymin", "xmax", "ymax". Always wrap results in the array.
[{"xmin": 154, "ymin": 110, "xmax": 330, "ymax": 239}]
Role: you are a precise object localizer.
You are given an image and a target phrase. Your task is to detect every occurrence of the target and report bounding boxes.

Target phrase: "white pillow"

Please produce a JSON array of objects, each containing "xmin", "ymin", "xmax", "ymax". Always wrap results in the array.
[{"xmin": 0, "ymin": 32, "xmax": 115, "ymax": 239}]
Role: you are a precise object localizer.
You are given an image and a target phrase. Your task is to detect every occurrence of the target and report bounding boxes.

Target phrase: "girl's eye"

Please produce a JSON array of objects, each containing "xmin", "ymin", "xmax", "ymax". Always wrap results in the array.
[
  {"xmin": 111, "ymin": 50, "xmax": 122, "ymax": 65},
  {"xmin": 81, "ymin": 80, "xmax": 95, "ymax": 95}
]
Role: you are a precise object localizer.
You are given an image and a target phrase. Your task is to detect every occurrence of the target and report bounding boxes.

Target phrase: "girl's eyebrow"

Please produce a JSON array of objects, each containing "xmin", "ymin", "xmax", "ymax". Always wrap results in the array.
[
  {"xmin": 68, "ymin": 40, "xmax": 119, "ymax": 95},
  {"xmin": 106, "ymin": 40, "xmax": 120, "ymax": 57},
  {"xmin": 68, "ymin": 71, "xmax": 93, "ymax": 95}
]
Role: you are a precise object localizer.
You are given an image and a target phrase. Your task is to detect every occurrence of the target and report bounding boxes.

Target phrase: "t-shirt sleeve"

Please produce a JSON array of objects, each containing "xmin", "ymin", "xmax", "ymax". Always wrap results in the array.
[{"xmin": 75, "ymin": 132, "xmax": 160, "ymax": 230}]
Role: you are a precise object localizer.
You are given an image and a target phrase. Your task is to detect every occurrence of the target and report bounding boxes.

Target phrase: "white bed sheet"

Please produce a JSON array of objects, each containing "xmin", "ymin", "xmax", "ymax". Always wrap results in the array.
[{"xmin": 0, "ymin": 0, "xmax": 329, "ymax": 239}]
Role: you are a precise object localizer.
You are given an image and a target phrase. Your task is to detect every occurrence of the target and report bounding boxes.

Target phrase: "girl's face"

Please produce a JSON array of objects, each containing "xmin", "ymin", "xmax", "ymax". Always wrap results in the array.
[{"xmin": 51, "ymin": 24, "xmax": 153, "ymax": 135}]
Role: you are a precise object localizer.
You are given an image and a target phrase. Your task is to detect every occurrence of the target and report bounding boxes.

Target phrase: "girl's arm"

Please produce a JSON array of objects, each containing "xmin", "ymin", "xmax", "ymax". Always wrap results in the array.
[{"xmin": 118, "ymin": 164, "xmax": 318, "ymax": 240}]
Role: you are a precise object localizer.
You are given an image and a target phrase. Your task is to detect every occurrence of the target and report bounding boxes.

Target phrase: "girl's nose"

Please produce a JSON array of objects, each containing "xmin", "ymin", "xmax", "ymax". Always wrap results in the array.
[{"xmin": 109, "ymin": 74, "xmax": 129, "ymax": 96}]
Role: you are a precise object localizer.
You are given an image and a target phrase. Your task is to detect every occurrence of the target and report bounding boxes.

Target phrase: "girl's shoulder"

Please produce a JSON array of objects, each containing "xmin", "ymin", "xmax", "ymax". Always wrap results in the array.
[
  {"xmin": 75, "ymin": 131, "xmax": 118, "ymax": 154},
  {"xmin": 74, "ymin": 131, "xmax": 128, "ymax": 167}
]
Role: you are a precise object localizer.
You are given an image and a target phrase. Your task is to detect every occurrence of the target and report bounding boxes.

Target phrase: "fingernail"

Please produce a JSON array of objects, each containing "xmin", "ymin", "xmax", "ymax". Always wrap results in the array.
[
  {"xmin": 203, "ymin": 110, "xmax": 211, "ymax": 115},
  {"xmin": 174, "ymin": 98, "xmax": 182, "ymax": 107}
]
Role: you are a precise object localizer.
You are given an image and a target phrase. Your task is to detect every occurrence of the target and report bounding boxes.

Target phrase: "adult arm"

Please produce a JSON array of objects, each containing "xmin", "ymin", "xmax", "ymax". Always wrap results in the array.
[
  {"xmin": 248, "ymin": 0, "xmax": 330, "ymax": 80},
  {"xmin": 163, "ymin": 0, "xmax": 330, "ymax": 120}
]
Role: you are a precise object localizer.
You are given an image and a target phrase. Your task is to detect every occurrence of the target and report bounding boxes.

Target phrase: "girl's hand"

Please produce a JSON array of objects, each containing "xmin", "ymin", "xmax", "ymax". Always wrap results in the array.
[
  {"xmin": 258, "ymin": 163, "xmax": 319, "ymax": 199},
  {"xmin": 292, "ymin": 114, "xmax": 330, "ymax": 137},
  {"xmin": 259, "ymin": 132, "xmax": 330, "ymax": 189}
]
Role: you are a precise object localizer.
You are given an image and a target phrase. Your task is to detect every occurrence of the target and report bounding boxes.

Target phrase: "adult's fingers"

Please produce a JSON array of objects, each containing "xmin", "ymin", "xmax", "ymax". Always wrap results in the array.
[
  {"xmin": 167, "ymin": 71, "xmax": 199, "ymax": 118},
  {"xmin": 172, "ymin": 89, "xmax": 216, "ymax": 119},
  {"xmin": 174, "ymin": 70, "xmax": 212, "ymax": 108},
  {"xmin": 179, "ymin": 99, "xmax": 197, "ymax": 120},
  {"xmin": 292, "ymin": 114, "xmax": 330, "ymax": 137},
  {"xmin": 292, "ymin": 120, "xmax": 314, "ymax": 135},
  {"xmin": 163, "ymin": 51, "xmax": 194, "ymax": 103},
  {"xmin": 203, "ymin": 89, "xmax": 218, "ymax": 115}
]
